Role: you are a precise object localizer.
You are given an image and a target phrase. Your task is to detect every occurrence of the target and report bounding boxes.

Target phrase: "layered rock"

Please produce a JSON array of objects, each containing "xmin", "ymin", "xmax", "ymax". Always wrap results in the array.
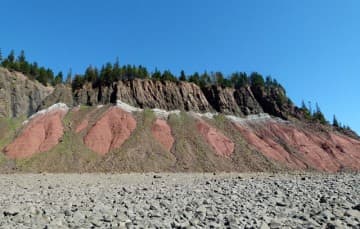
[
  {"xmin": 74, "ymin": 79, "xmax": 212, "ymax": 112},
  {"xmin": 0, "ymin": 67, "xmax": 53, "ymax": 118},
  {"xmin": 3, "ymin": 104, "xmax": 68, "ymax": 159},
  {"xmin": 83, "ymin": 107, "xmax": 136, "ymax": 155},
  {"xmin": 251, "ymin": 85, "xmax": 294, "ymax": 119},
  {"xmin": 202, "ymin": 85, "xmax": 263, "ymax": 115},
  {"xmin": 234, "ymin": 119, "xmax": 360, "ymax": 172},
  {"xmin": 39, "ymin": 84, "xmax": 73, "ymax": 110},
  {"xmin": 196, "ymin": 120, "xmax": 235, "ymax": 157},
  {"xmin": 151, "ymin": 119, "xmax": 174, "ymax": 151}
]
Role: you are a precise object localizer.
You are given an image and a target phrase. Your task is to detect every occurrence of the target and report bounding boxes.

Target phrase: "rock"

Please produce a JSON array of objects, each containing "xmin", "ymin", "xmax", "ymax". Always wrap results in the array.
[
  {"xmin": 352, "ymin": 204, "xmax": 360, "ymax": 211},
  {"xmin": 83, "ymin": 107, "xmax": 136, "ymax": 155},
  {"xmin": 151, "ymin": 119, "xmax": 175, "ymax": 151},
  {"xmin": 3, "ymin": 206, "xmax": 20, "ymax": 216},
  {"xmin": 319, "ymin": 196, "xmax": 327, "ymax": 203},
  {"xmin": 0, "ymin": 67, "xmax": 52, "ymax": 118},
  {"xmin": 196, "ymin": 120, "xmax": 234, "ymax": 157},
  {"xmin": 39, "ymin": 84, "xmax": 73, "ymax": 110},
  {"xmin": 3, "ymin": 105, "xmax": 68, "ymax": 159}
]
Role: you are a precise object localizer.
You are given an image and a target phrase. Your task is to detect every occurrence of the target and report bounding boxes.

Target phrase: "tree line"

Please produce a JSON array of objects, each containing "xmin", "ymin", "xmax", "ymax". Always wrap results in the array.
[
  {"xmin": 0, "ymin": 49, "xmax": 284, "ymax": 91},
  {"xmin": 2, "ymin": 49, "xmax": 352, "ymax": 133},
  {"xmin": 0, "ymin": 49, "xmax": 64, "ymax": 86}
]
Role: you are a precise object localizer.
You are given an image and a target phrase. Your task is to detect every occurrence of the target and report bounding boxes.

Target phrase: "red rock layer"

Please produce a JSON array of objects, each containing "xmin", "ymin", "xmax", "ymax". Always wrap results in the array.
[
  {"xmin": 4, "ymin": 110, "xmax": 67, "ymax": 159},
  {"xmin": 196, "ymin": 120, "xmax": 235, "ymax": 157},
  {"xmin": 234, "ymin": 121, "xmax": 360, "ymax": 172},
  {"xmin": 83, "ymin": 107, "xmax": 136, "ymax": 155},
  {"xmin": 151, "ymin": 119, "xmax": 174, "ymax": 151},
  {"xmin": 75, "ymin": 120, "xmax": 88, "ymax": 133}
]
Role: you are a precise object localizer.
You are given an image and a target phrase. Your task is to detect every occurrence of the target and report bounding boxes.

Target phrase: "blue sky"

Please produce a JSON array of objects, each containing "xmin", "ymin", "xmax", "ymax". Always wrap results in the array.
[{"xmin": 1, "ymin": 0, "xmax": 359, "ymax": 133}]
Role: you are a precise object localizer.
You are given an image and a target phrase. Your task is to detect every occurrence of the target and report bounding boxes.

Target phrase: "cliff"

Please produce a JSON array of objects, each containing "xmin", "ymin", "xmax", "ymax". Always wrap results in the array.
[
  {"xmin": 0, "ymin": 68, "xmax": 359, "ymax": 173},
  {"xmin": 0, "ymin": 68, "xmax": 53, "ymax": 118}
]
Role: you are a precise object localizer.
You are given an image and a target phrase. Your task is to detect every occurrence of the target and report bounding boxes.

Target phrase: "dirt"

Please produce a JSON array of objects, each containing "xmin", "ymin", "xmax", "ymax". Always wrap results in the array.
[
  {"xmin": 234, "ymin": 121, "xmax": 360, "ymax": 172},
  {"xmin": 196, "ymin": 120, "xmax": 234, "ymax": 157},
  {"xmin": 83, "ymin": 107, "xmax": 136, "ymax": 155},
  {"xmin": 75, "ymin": 120, "xmax": 88, "ymax": 133},
  {"xmin": 3, "ymin": 110, "xmax": 67, "ymax": 159},
  {"xmin": 151, "ymin": 119, "xmax": 174, "ymax": 151}
]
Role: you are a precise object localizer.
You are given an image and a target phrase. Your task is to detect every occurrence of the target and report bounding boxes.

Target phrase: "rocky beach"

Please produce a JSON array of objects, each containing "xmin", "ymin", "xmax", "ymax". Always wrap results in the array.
[{"xmin": 0, "ymin": 173, "xmax": 359, "ymax": 228}]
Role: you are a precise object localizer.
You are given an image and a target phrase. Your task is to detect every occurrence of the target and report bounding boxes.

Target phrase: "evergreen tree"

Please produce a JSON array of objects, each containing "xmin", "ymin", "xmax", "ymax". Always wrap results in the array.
[
  {"xmin": 199, "ymin": 71, "xmax": 211, "ymax": 88},
  {"xmin": 8, "ymin": 50, "xmax": 15, "ymax": 63},
  {"xmin": 250, "ymin": 72, "xmax": 265, "ymax": 87},
  {"xmin": 332, "ymin": 115, "xmax": 339, "ymax": 128},
  {"xmin": 312, "ymin": 103, "xmax": 327, "ymax": 124},
  {"xmin": 54, "ymin": 71, "xmax": 63, "ymax": 85},
  {"xmin": 188, "ymin": 72, "xmax": 200, "ymax": 86},
  {"xmin": 18, "ymin": 50, "xmax": 26, "ymax": 63},
  {"xmin": 161, "ymin": 70, "xmax": 176, "ymax": 82},
  {"xmin": 65, "ymin": 69, "xmax": 72, "ymax": 85},
  {"xmin": 151, "ymin": 68, "xmax": 162, "ymax": 80},
  {"xmin": 179, "ymin": 70, "xmax": 186, "ymax": 81},
  {"xmin": 0, "ymin": 48, "xmax": 2, "ymax": 62}
]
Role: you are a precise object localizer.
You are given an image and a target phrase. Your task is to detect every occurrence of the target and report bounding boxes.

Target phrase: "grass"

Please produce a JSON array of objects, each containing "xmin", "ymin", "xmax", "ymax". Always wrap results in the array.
[
  {"xmin": 15, "ymin": 111, "xmax": 101, "ymax": 173},
  {"xmin": 0, "ymin": 116, "xmax": 25, "ymax": 150}
]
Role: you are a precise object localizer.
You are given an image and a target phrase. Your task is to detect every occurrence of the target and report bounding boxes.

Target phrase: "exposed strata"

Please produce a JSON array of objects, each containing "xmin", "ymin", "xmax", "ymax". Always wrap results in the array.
[
  {"xmin": 196, "ymin": 120, "xmax": 235, "ymax": 157},
  {"xmin": 0, "ymin": 67, "xmax": 53, "ymax": 118},
  {"xmin": 151, "ymin": 119, "xmax": 174, "ymax": 151},
  {"xmin": 3, "ymin": 104, "xmax": 69, "ymax": 159},
  {"xmin": 83, "ymin": 107, "xmax": 136, "ymax": 155},
  {"xmin": 233, "ymin": 120, "xmax": 360, "ymax": 172}
]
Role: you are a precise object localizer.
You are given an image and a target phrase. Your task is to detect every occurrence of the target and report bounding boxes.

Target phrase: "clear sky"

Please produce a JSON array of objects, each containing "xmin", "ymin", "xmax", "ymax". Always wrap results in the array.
[{"xmin": 1, "ymin": 0, "xmax": 359, "ymax": 134}]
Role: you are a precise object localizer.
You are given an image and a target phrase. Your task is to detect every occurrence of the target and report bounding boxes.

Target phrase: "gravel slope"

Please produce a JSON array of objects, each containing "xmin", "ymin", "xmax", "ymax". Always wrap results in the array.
[{"xmin": 0, "ymin": 173, "xmax": 359, "ymax": 228}]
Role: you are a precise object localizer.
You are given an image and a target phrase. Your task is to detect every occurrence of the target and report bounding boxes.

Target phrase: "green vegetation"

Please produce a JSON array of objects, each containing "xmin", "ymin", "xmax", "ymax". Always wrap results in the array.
[
  {"xmin": 300, "ymin": 101, "xmax": 327, "ymax": 125},
  {"xmin": 0, "ymin": 49, "xmax": 285, "ymax": 94},
  {"xmin": 0, "ymin": 116, "xmax": 25, "ymax": 150},
  {"xmin": 0, "ymin": 49, "xmax": 63, "ymax": 86}
]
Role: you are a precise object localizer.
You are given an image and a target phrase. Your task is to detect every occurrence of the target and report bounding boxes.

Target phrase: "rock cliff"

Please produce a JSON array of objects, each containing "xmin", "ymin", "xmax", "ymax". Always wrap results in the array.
[{"xmin": 0, "ymin": 68, "xmax": 53, "ymax": 118}]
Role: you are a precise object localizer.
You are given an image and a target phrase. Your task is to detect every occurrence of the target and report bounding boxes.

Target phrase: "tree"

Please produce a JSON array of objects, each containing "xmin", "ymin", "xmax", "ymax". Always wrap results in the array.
[
  {"xmin": 312, "ymin": 103, "xmax": 327, "ymax": 124},
  {"xmin": 37, "ymin": 67, "xmax": 48, "ymax": 85},
  {"xmin": 250, "ymin": 72, "xmax": 265, "ymax": 87},
  {"xmin": 65, "ymin": 69, "xmax": 72, "ymax": 85},
  {"xmin": 188, "ymin": 72, "xmax": 200, "ymax": 86},
  {"xmin": 199, "ymin": 71, "xmax": 211, "ymax": 88},
  {"xmin": 54, "ymin": 71, "xmax": 63, "ymax": 85},
  {"xmin": 72, "ymin": 74, "xmax": 85, "ymax": 90},
  {"xmin": 332, "ymin": 115, "xmax": 339, "ymax": 128},
  {"xmin": 18, "ymin": 50, "xmax": 26, "ymax": 63},
  {"xmin": 137, "ymin": 65, "xmax": 148, "ymax": 79},
  {"xmin": 0, "ymin": 48, "xmax": 2, "ymax": 62},
  {"xmin": 179, "ymin": 70, "xmax": 186, "ymax": 81},
  {"xmin": 151, "ymin": 68, "xmax": 162, "ymax": 80},
  {"xmin": 84, "ymin": 65, "xmax": 98, "ymax": 83},
  {"xmin": 161, "ymin": 70, "xmax": 176, "ymax": 82},
  {"xmin": 8, "ymin": 50, "xmax": 15, "ymax": 63}
]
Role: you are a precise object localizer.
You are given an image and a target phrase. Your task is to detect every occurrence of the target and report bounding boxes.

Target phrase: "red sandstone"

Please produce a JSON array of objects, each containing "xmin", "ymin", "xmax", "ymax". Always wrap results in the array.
[
  {"xmin": 196, "ymin": 120, "xmax": 234, "ymax": 157},
  {"xmin": 151, "ymin": 119, "xmax": 174, "ymax": 151},
  {"xmin": 234, "ymin": 121, "xmax": 360, "ymax": 172},
  {"xmin": 83, "ymin": 107, "xmax": 136, "ymax": 155},
  {"xmin": 4, "ymin": 110, "xmax": 67, "ymax": 159}
]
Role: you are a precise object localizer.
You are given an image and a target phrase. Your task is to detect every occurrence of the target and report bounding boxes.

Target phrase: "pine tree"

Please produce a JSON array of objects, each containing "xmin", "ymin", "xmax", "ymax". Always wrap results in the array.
[
  {"xmin": 0, "ymin": 48, "xmax": 2, "ymax": 62},
  {"xmin": 8, "ymin": 50, "xmax": 15, "ymax": 63},
  {"xmin": 65, "ymin": 69, "xmax": 72, "ymax": 85},
  {"xmin": 54, "ymin": 72, "xmax": 63, "ymax": 85},
  {"xmin": 179, "ymin": 70, "xmax": 186, "ymax": 81},
  {"xmin": 332, "ymin": 115, "xmax": 339, "ymax": 128}
]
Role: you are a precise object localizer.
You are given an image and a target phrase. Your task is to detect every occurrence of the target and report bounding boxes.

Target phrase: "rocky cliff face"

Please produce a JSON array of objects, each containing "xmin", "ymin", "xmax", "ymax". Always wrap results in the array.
[
  {"xmin": 74, "ymin": 79, "xmax": 213, "ymax": 112},
  {"xmin": 0, "ymin": 68, "xmax": 359, "ymax": 173},
  {"xmin": 0, "ymin": 68, "xmax": 53, "ymax": 118},
  {"xmin": 202, "ymin": 85, "xmax": 263, "ymax": 115},
  {"xmin": 0, "ymin": 67, "xmax": 297, "ymax": 120}
]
